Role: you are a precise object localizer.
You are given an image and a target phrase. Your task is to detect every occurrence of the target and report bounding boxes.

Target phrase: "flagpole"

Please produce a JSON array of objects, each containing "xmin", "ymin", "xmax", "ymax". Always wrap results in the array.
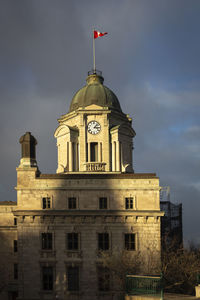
[{"xmin": 93, "ymin": 29, "xmax": 96, "ymax": 73}]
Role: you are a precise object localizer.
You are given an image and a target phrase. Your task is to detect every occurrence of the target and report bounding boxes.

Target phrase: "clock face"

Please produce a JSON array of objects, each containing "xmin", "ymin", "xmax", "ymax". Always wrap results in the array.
[{"xmin": 87, "ymin": 121, "xmax": 101, "ymax": 135}]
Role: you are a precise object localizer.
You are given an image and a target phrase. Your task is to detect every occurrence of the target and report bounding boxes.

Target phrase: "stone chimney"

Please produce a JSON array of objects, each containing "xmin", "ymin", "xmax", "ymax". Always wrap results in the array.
[{"xmin": 18, "ymin": 132, "xmax": 38, "ymax": 168}]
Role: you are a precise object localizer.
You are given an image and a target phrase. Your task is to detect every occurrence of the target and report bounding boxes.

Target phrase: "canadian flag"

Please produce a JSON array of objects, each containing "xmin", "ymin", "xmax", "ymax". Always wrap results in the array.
[{"xmin": 94, "ymin": 30, "xmax": 108, "ymax": 39}]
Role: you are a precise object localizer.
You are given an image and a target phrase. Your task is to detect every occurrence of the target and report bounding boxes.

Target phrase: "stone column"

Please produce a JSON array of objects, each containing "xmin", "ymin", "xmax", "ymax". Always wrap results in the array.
[
  {"xmin": 67, "ymin": 142, "xmax": 69, "ymax": 171},
  {"xmin": 87, "ymin": 142, "xmax": 90, "ymax": 162},
  {"xmin": 98, "ymin": 142, "xmax": 102, "ymax": 162},
  {"xmin": 76, "ymin": 143, "xmax": 79, "ymax": 171},
  {"xmin": 116, "ymin": 141, "xmax": 120, "ymax": 171},
  {"xmin": 69, "ymin": 141, "xmax": 73, "ymax": 171},
  {"xmin": 79, "ymin": 114, "xmax": 86, "ymax": 171},
  {"xmin": 56, "ymin": 143, "xmax": 60, "ymax": 172},
  {"xmin": 112, "ymin": 141, "xmax": 116, "ymax": 171}
]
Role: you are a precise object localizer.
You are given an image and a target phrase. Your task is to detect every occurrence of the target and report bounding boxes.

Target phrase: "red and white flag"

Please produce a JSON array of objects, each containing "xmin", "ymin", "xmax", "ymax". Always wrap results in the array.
[{"xmin": 94, "ymin": 30, "xmax": 108, "ymax": 39}]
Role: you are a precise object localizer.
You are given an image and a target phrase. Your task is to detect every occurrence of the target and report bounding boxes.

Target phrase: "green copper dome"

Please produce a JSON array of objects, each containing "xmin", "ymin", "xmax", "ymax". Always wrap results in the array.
[{"xmin": 69, "ymin": 72, "xmax": 122, "ymax": 112}]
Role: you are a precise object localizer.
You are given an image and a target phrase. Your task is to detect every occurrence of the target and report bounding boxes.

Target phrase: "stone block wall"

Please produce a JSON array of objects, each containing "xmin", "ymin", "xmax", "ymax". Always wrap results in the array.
[
  {"xmin": 0, "ymin": 203, "xmax": 18, "ymax": 300},
  {"xmin": 15, "ymin": 213, "xmax": 161, "ymax": 300}
]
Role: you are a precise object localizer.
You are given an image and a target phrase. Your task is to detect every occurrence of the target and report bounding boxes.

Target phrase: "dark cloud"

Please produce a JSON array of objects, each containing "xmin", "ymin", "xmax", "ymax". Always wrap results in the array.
[{"xmin": 0, "ymin": 0, "xmax": 200, "ymax": 243}]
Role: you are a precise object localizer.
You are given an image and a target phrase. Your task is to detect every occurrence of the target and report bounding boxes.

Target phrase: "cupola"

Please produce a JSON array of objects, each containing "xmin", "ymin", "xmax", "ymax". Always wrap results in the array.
[{"xmin": 69, "ymin": 70, "xmax": 122, "ymax": 113}]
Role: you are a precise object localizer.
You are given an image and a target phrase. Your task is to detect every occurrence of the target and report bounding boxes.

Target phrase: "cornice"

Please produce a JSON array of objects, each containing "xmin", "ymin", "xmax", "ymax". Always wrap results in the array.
[{"xmin": 13, "ymin": 210, "xmax": 164, "ymax": 217}]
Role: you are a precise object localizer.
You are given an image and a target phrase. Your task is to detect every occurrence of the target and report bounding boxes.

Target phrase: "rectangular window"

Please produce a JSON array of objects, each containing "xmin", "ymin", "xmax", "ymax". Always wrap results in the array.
[
  {"xmin": 125, "ymin": 233, "xmax": 135, "ymax": 251},
  {"xmin": 67, "ymin": 233, "xmax": 79, "ymax": 250},
  {"xmin": 42, "ymin": 266, "xmax": 53, "ymax": 291},
  {"xmin": 90, "ymin": 142, "xmax": 98, "ymax": 162},
  {"xmin": 98, "ymin": 267, "xmax": 110, "ymax": 291},
  {"xmin": 98, "ymin": 233, "xmax": 109, "ymax": 251},
  {"xmin": 42, "ymin": 197, "xmax": 51, "ymax": 209},
  {"xmin": 99, "ymin": 197, "xmax": 107, "ymax": 209},
  {"xmin": 14, "ymin": 264, "xmax": 18, "ymax": 280},
  {"xmin": 67, "ymin": 266, "xmax": 79, "ymax": 291},
  {"xmin": 68, "ymin": 197, "xmax": 76, "ymax": 209},
  {"xmin": 14, "ymin": 218, "xmax": 17, "ymax": 226},
  {"xmin": 41, "ymin": 233, "xmax": 52, "ymax": 250},
  {"xmin": 125, "ymin": 197, "xmax": 134, "ymax": 209},
  {"xmin": 14, "ymin": 240, "xmax": 18, "ymax": 252}
]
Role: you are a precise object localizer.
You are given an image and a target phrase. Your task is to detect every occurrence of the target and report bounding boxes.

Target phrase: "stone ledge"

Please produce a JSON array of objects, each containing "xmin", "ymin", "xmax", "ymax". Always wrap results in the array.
[
  {"xmin": 37, "ymin": 173, "xmax": 158, "ymax": 179},
  {"xmin": 13, "ymin": 210, "xmax": 164, "ymax": 217}
]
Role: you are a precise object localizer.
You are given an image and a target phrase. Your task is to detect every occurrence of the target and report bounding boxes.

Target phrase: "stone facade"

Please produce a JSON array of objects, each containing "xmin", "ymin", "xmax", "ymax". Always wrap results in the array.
[
  {"xmin": 0, "ymin": 71, "xmax": 164, "ymax": 300},
  {"xmin": 0, "ymin": 202, "xmax": 18, "ymax": 300}
]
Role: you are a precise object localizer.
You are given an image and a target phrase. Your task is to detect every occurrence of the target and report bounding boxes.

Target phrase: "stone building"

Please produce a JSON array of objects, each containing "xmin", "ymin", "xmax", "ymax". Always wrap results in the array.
[{"xmin": 0, "ymin": 70, "xmax": 164, "ymax": 300}]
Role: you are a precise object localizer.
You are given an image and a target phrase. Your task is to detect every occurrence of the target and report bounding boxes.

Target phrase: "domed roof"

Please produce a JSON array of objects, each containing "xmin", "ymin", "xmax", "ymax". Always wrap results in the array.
[
  {"xmin": 69, "ymin": 72, "xmax": 122, "ymax": 112},
  {"xmin": 19, "ymin": 132, "xmax": 37, "ymax": 145}
]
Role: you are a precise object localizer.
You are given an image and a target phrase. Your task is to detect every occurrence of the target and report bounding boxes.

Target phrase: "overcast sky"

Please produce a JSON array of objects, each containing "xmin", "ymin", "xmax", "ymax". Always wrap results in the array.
[{"xmin": 0, "ymin": 0, "xmax": 200, "ymax": 244}]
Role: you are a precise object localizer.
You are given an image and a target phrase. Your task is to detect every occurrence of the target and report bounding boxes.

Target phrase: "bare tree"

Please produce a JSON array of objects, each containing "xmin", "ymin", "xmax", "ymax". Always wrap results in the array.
[
  {"xmin": 162, "ymin": 245, "xmax": 200, "ymax": 294},
  {"xmin": 100, "ymin": 247, "xmax": 160, "ymax": 291},
  {"xmin": 100, "ymin": 243, "xmax": 200, "ymax": 295}
]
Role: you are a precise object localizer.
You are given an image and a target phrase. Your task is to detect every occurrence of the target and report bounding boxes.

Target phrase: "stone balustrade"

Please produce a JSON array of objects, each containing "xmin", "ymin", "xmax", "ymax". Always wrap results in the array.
[{"xmin": 85, "ymin": 162, "xmax": 106, "ymax": 172}]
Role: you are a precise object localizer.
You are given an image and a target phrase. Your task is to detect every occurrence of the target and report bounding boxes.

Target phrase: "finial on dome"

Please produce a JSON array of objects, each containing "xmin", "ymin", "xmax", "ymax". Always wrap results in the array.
[
  {"xmin": 88, "ymin": 69, "xmax": 102, "ymax": 76},
  {"xmin": 87, "ymin": 69, "xmax": 104, "ymax": 85}
]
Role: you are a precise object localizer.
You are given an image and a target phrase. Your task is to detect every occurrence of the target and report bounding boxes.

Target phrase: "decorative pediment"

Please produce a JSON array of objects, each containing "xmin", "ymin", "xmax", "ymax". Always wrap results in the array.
[
  {"xmin": 54, "ymin": 124, "xmax": 79, "ymax": 138},
  {"xmin": 110, "ymin": 123, "xmax": 136, "ymax": 137}
]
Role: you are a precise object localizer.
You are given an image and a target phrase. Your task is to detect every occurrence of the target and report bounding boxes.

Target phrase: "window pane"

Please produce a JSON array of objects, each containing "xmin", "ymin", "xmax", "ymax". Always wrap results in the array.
[
  {"xmin": 14, "ymin": 264, "xmax": 18, "ymax": 280},
  {"xmin": 47, "ymin": 198, "xmax": 51, "ymax": 208},
  {"xmin": 68, "ymin": 197, "xmax": 76, "ymax": 209},
  {"xmin": 125, "ymin": 234, "xmax": 135, "ymax": 250},
  {"xmin": 125, "ymin": 197, "xmax": 134, "ymax": 209},
  {"xmin": 74, "ymin": 235, "xmax": 78, "ymax": 250},
  {"xmin": 90, "ymin": 142, "xmax": 98, "ymax": 162},
  {"xmin": 43, "ymin": 198, "xmax": 46, "ymax": 209},
  {"xmin": 99, "ymin": 198, "xmax": 107, "ymax": 209},
  {"xmin": 130, "ymin": 198, "xmax": 133, "ymax": 208},
  {"xmin": 98, "ymin": 233, "xmax": 109, "ymax": 250},
  {"xmin": 98, "ymin": 267, "xmax": 110, "ymax": 291},
  {"xmin": 42, "ymin": 267, "xmax": 53, "ymax": 290},
  {"xmin": 42, "ymin": 197, "xmax": 51, "ymax": 209},
  {"xmin": 67, "ymin": 233, "xmax": 78, "ymax": 250},
  {"xmin": 125, "ymin": 198, "xmax": 129, "ymax": 209},
  {"xmin": 67, "ymin": 266, "xmax": 79, "ymax": 291},
  {"xmin": 68, "ymin": 233, "xmax": 73, "ymax": 250},
  {"xmin": 42, "ymin": 233, "xmax": 52, "ymax": 250},
  {"xmin": 14, "ymin": 240, "xmax": 18, "ymax": 252}
]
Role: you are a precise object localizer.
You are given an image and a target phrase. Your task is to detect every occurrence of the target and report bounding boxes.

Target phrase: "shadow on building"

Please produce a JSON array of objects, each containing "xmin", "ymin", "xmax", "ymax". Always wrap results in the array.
[{"xmin": 0, "ymin": 70, "xmax": 164, "ymax": 300}]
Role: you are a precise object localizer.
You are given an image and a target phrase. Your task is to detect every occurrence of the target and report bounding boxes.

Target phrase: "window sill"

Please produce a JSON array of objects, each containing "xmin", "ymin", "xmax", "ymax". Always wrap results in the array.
[
  {"xmin": 96, "ymin": 250, "xmax": 112, "ymax": 257},
  {"xmin": 67, "ymin": 291, "xmax": 81, "ymax": 295},
  {"xmin": 64, "ymin": 250, "xmax": 82, "ymax": 258},
  {"xmin": 41, "ymin": 249, "xmax": 54, "ymax": 251},
  {"xmin": 40, "ymin": 250, "xmax": 56, "ymax": 258}
]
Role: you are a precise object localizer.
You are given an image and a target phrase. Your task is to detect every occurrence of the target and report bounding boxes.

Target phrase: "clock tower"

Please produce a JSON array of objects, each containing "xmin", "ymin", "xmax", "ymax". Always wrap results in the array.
[
  {"xmin": 0, "ymin": 63, "xmax": 163, "ymax": 300},
  {"xmin": 55, "ymin": 70, "xmax": 136, "ymax": 173}
]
